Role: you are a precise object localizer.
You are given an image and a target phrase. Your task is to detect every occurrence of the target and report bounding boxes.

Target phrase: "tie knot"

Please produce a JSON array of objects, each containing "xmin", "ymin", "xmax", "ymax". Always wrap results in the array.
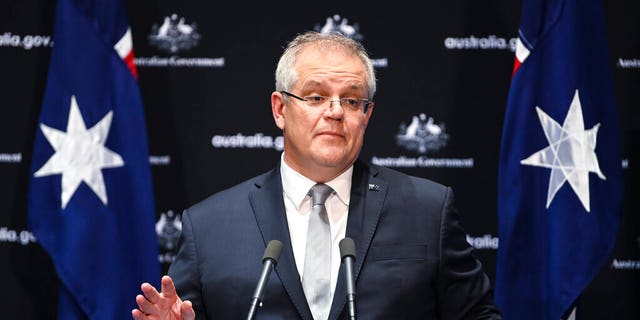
[{"xmin": 310, "ymin": 183, "xmax": 333, "ymax": 206}]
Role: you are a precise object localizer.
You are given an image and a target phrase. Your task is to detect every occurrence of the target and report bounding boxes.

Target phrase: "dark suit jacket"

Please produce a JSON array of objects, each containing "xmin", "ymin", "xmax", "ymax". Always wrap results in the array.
[{"xmin": 169, "ymin": 160, "xmax": 501, "ymax": 319}]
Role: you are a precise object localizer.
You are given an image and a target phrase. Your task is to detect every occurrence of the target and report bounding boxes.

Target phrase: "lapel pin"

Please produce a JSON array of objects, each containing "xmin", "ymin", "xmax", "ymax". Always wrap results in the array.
[{"xmin": 368, "ymin": 184, "xmax": 380, "ymax": 191}]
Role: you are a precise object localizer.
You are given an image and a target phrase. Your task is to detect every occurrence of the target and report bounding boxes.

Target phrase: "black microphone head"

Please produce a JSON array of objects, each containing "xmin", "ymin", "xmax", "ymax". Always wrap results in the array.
[
  {"xmin": 263, "ymin": 240, "xmax": 283, "ymax": 265},
  {"xmin": 339, "ymin": 237, "xmax": 356, "ymax": 259}
]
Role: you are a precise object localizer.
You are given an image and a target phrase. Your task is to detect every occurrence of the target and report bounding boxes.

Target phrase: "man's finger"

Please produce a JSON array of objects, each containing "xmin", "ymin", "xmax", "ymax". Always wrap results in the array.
[
  {"xmin": 131, "ymin": 308, "xmax": 148, "ymax": 320},
  {"xmin": 181, "ymin": 300, "xmax": 196, "ymax": 320},
  {"xmin": 140, "ymin": 282, "xmax": 161, "ymax": 304},
  {"xmin": 135, "ymin": 294, "xmax": 158, "ymax": 315},
  {"xmin": 161, "ymin": 275, "xmax": 178, "ymax": 299}
]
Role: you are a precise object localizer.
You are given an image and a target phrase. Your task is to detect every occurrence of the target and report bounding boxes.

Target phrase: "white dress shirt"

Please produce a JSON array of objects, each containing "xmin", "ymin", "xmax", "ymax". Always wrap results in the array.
[{"xmin": 280, "ymin": 153, "xmax": 351, "ymax": 307}]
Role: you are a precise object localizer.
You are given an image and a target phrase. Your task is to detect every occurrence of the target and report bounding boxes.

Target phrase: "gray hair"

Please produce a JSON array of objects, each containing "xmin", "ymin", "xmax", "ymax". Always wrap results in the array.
[{"xmin": 275, "ymin": 31, "xmax": 377, "ymax": 99}]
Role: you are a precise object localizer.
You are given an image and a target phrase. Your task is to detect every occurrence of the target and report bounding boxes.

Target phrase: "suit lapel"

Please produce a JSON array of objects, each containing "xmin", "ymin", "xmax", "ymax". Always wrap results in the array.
[
  {"xmin": 249, "ymin": 167, "xmax": 313, "ymax": 320},
  {"xmin": 329, "ymin": 161, "xmax": 388, "ymax": 320}
]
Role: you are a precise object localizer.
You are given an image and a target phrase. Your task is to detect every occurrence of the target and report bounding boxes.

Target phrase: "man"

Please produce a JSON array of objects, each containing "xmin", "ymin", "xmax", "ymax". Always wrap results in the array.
[{"xmin": 133, "ymin": 31, "xmax": 501, "ymax": 320}]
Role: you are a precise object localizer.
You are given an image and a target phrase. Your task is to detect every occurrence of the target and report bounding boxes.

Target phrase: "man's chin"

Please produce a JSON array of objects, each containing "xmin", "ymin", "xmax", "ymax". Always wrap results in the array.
[{"xmin": 312, "ymin": 153, "xmax": 353, "ymax": 169}]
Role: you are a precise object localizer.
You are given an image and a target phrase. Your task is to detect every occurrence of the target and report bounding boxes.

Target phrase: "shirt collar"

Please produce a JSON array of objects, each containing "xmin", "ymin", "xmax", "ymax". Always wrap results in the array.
[{"xmin": 280, "ymin": 153, "xmax": 352, "ymax": 209}]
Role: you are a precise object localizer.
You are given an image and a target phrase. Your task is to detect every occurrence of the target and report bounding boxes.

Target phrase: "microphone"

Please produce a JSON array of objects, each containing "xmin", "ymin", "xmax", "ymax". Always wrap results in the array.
[
  {"xmin": 246, "ymin": 240, "xmax": 283, "ymax": 320},
  {"xmin": 339, "ymin": 237, "xmax": 357, "ymax": 320}
]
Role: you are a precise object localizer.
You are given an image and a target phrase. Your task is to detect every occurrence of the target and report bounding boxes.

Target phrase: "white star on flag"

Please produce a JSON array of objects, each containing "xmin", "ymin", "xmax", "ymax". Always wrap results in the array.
[
  {"xmin": 521, "ymin": 90, "xmax": 606, "ymax": 212},
  {"xmin": 34, "ymin": 95, "xmax": 124, "ymax": 208}
]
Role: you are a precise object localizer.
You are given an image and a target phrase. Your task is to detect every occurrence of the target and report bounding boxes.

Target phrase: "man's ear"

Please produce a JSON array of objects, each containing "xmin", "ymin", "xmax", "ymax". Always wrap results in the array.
[
  {"xmin": 271, "ymin": 91, "xmax": 286, "ymax": 130},
  {"xmin": 363, "ymin": 102, "xmax": 374, "ymax": 127}
]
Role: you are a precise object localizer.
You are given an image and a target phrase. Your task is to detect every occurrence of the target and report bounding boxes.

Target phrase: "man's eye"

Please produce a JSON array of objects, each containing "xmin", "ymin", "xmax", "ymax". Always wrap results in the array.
[
  {"xmin": 343, "ymin": 99, "xmax": 360, "ymax": 107},
  {"xmin": 306, "ymin": 96, "xmax": 326, "ymax": 102}
]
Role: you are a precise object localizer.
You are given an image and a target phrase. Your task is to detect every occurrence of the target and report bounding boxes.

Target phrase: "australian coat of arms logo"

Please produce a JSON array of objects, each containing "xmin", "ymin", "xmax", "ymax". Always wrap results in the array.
[
  {"xmin": 156, "ymin": 210, "xmax": 182, "ymax": 251},
  {"xmin": 314, "ymin": 14, "xmax": 364, "ymax": 41},
  {"xmin": 396, "ymin": 113, "xmax": 449, "ymax": 154},
  {"xmin": 149, "ymin": 14, "xmax": 200, "ymax": 53}
]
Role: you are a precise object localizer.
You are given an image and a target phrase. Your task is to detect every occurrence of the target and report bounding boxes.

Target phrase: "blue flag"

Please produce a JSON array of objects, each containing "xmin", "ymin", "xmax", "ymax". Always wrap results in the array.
[
  {"xmin": 27, "ymin": 0, "xmax": 159, "ymax": 318},
  {"xmin": 495, "ymin": 0, "xmax": 623, "ymax": 319}
]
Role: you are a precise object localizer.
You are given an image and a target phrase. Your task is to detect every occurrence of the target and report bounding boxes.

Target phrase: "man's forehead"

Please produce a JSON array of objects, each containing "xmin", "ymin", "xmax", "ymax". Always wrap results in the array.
[{"xmin": 300, "ymin": 79, "xmax": 365, "ymax": 91}]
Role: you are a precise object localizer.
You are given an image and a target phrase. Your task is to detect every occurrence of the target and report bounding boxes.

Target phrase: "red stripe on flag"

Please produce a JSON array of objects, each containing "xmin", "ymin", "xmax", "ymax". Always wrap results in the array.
[
  {"xmin": 512, "ymin": 57, "xmax": 522, "ymax": 77},
  {"xmin": 123, "ymin": 50, "xmax": 138, "ymax": 79}
]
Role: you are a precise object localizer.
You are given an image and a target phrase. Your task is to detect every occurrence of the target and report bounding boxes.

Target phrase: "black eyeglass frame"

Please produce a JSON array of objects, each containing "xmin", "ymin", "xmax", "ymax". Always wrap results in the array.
[{"xmin": 280, "ymin": 91, "xmax": 372, "ymax": 114}]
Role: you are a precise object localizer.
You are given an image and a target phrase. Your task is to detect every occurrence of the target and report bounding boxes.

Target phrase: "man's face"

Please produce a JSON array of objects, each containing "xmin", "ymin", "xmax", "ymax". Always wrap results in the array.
[{"xmin": 271, "ymin": 45, "xmax": 374, "ymax": 182}]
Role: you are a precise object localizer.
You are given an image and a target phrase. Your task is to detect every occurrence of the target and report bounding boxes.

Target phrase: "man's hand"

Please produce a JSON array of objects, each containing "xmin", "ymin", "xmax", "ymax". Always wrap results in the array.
[{"xmin": 132, "ymin": 275, "xmax": 196, "ymax": 320}]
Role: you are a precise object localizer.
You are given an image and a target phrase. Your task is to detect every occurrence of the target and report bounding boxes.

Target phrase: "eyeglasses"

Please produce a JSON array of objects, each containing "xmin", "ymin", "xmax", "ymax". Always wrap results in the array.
[{"xmin": 280, "ymin": 91, "xmax": 372, "ymax": 114}]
